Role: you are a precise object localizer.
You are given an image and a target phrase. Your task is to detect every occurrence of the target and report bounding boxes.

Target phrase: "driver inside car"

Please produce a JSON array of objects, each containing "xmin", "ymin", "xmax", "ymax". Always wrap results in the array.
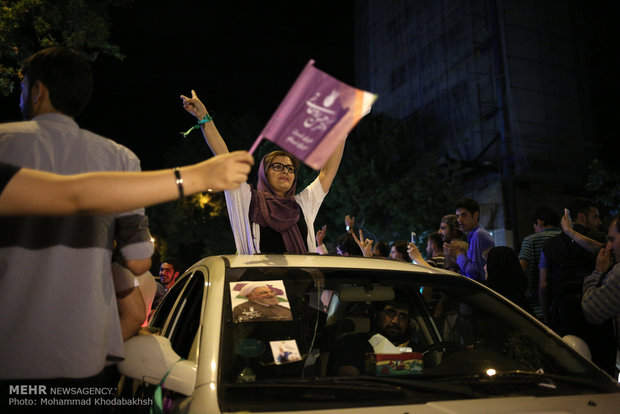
[{"xmin": 328, "ymin": 301, "xmax": 420, "ymax": 376}]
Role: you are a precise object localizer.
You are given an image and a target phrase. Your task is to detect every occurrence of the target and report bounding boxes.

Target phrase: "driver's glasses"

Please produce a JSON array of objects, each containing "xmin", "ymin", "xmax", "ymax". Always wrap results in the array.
[
  {"xmin": 269, "ymin": 162, "xmax": 296, "ymax": 174},
  {"xmin": 383, "ymin": 308, "xmax": 409, "ymax": 321}
]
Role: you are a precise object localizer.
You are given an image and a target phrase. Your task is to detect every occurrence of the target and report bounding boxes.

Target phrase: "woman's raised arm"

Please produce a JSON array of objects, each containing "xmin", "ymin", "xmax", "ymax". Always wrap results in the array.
[
  {"xmin": 318, "ymin": 140, "xmax": 346, "ymax": 193},
  {"xmin": 181, "ymin": 89, "xmax": 229, "ymax": 155}
]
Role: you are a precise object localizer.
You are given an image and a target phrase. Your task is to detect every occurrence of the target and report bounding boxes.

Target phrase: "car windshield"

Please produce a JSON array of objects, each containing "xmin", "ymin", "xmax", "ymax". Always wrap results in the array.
[{"xmin": 219, "ymin": 264, "xmax": 618, "ymax": 411}]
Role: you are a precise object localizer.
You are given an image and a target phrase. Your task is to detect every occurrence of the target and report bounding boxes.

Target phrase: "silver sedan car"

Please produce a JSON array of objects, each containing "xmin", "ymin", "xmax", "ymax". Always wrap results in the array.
[{"xmin": 118, "ymin": 254, "xmax": 620, "ymax": 413}]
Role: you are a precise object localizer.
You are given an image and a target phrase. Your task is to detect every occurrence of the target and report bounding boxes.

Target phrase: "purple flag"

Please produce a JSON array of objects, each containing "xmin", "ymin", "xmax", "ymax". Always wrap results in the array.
[{"xmin": 250, "ymin": 60, "xmax": 377, "ymax": 170}]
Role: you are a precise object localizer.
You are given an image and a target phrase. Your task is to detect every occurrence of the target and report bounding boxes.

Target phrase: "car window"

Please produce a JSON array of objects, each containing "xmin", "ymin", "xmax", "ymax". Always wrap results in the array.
[
  {"xmin": 167, "ymin": 269, "xmax": 206, "ymax": 359},
  {"xmin": 150, "ymin": 273, "xmax": 191, "ymax": 330},
  {"xmin": 149, "ymin": 268, "xmax": 206, "ymax": 359},
  {"xmin": 218, "ymin": 266, "xmax": 617, "ymax": 411}
]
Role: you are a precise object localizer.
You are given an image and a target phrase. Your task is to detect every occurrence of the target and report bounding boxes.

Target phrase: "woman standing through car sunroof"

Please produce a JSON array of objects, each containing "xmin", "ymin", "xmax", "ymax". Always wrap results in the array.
[{"xmin": 181, "ymin": 90, "xmax": 345, "ymax": 254}]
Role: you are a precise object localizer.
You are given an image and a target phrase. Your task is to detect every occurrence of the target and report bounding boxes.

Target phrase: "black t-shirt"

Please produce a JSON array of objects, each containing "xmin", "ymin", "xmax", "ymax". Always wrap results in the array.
[
  {"xmin": 328, "ymin": 332, "xmax": 373, "ymax": 375},
  {"xmin": 543, "ymin": 223, "xmax": 606, "ymax": 289},
  {"xmin": 259, "ymin": 209, "xmax": 308, "ymax": 253},
  {"xmin": 0, "ymin": 161, "xmax": 20, "ymax": 196}
]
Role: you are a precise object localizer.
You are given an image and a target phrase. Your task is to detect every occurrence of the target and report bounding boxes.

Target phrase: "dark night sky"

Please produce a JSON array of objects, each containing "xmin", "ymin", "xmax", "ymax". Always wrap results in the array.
[
  {"xmin": 1, "ymin": 2, "xmax": 615, "ymax": 171},
  {"xmin": 0, "ymin": 2, "xmax": 356, "ymax": 170},
  {"xmin": 87, "ymin": 2, "xmax": 356, "ymax": 170}
]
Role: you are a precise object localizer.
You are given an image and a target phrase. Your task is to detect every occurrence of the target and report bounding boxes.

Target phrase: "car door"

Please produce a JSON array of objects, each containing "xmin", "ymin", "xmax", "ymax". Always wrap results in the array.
[{"xmin": 117, "ymin": 267, "xmax": 208, "ymax": 413}]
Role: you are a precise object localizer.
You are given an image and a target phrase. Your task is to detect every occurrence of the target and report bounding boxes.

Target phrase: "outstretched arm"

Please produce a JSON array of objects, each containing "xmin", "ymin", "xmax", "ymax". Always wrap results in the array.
[
  {"xmin": 561, "ymin": 212, "xmax": 603, "ymax": 255},
  {"xmin": 318, "ymin": 140, "xmax": 346, "ymax": 193},
  {"xmin": 0, "ymin": 152, "xmax": 253, "ymax": 216},
  {"xmin": 181, "ymin": 89, "xmax": 229, "ymax": 155}
]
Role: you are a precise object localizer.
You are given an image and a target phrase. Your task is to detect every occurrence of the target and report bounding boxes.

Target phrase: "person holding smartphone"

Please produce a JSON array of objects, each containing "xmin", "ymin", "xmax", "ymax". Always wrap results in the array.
[{"xmin": 539, "ymin": 198, "xmax": 613, "ymax": 376}]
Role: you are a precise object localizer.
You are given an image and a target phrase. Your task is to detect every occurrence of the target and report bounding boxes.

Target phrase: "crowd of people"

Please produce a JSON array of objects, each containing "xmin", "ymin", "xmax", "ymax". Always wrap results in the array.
[
  {"xmin": 0, "ymin": 45, "xmax": 618, "ymax": 413},
  {"xmin": 315, "ymin": 197, "xmax": 619, "ymax": 378}
]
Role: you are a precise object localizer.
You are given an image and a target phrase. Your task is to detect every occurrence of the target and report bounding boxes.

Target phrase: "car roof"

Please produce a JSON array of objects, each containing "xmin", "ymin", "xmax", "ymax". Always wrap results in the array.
[{"xmin": 207, "ymin": 254, "xmax": 463, "ymax": 277}]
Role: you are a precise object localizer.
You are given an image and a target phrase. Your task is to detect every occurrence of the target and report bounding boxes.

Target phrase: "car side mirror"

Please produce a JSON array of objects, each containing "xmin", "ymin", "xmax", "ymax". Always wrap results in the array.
[
  {"xmin": 117, "ymin": 334, "xmax": 197, "ymax": 396},
  {"xmin": 562, "ymin": 334, "xmax": 592, "ymax": 361}
]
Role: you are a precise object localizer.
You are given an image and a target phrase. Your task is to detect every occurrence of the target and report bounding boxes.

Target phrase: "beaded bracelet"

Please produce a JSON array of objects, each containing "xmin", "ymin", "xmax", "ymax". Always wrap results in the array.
[{"xmin": 181, "ymin": 113, "xmax": 213, "ymax": 138}]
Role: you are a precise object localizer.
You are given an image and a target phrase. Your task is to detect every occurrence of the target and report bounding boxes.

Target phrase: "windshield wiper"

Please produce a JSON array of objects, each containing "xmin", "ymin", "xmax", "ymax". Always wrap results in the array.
[
  {"xmin": 331, "ymin": 375, "xmax": 476, "ymax": 397},
  {"xmin": 432, "ymin": 370, "xmax": 617, "ymax": 393},
  {"xmin": 228, "ymin": 376, "xmax": 475, "ymax": 397},
  {"xmin": 225, "ymin": 378, "xmax": 409, "ymax": 400}
]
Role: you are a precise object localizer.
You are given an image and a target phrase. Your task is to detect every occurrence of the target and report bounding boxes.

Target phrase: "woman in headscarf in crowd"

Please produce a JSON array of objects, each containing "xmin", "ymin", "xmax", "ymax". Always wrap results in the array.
[
  {"xmin": 180, "ymin": 90, "xmax": 345, "ymax": 254},
  {"xmin": 484, "ymin": 246, "xmax": 535, "ymax": 315},
  {"xmin": 390, "ymin": 240, "xmax": 412, "ymax": 262}
]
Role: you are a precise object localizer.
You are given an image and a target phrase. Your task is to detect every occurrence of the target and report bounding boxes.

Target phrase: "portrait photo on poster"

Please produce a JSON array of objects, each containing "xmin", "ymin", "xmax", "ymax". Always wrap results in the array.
[
  {"xmin": 229, "ymin": 280, "xmax": 293, "ymax": 323},
  {"xmin": 270, "ymin": 339, "xmax": 302, "ymax": 365}
]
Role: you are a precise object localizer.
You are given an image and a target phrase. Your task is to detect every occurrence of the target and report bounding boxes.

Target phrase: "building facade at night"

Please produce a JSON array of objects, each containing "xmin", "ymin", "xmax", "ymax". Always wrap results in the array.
[{"xmin": 354, "ymin": 0, "xmax": 605, "ymax": 246}]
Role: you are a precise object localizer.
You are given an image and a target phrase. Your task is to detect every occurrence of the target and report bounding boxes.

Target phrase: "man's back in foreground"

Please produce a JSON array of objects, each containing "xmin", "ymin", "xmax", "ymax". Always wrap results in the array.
[{"xmin": 0, "ymin": 47, "xmax": 153, "ymax": 381}]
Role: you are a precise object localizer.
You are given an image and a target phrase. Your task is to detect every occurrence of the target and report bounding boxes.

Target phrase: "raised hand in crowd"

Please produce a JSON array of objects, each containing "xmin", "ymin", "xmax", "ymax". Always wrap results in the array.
[
  {"xmin": 408, "ymin": 242, "xmax": 433, "ymax": 268},
  {"xmin": 316, "ymin": 224, "xmax": 327, "ymax": 245},
  {"xmin": 352, "ymin": 229, "xmax": 374, "ymax": 257},
  {"xmin": 595, "ymin": 243, "xmax": 614, "ymax": 274},
  {"xmin": 181, "ymin": 90, "xmax": 229, "ymax": 155},
  {"xmin": 345, "ymin": 214, "xmax": 355, "ymax": 234},
  {"xmin": 561, "ymin": 209, "xmax": 603, "ymax": 255},
  {"xmin": 181, "ymin": 89, "xmax": 208, "ymax": 121},
  {"xmin": 560, "ymin": 209, "xmax": 572, "ymax": 234}
]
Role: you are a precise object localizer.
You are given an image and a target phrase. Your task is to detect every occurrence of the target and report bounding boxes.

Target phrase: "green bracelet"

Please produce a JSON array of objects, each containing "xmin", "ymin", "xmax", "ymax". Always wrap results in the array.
[{"xmin": 181, "ymin": 113, "xmax": 213, "ymax": 137}]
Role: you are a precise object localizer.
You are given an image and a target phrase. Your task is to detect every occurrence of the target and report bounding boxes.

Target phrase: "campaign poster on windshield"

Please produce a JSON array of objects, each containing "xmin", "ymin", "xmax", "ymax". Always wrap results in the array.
[
  {"xmin": 230, "ymin": 280, "xmax": 293, "ymax": 323},
  {"xmin": 270, "ymin": 340, "xmax": 302, "ymax": 365}
]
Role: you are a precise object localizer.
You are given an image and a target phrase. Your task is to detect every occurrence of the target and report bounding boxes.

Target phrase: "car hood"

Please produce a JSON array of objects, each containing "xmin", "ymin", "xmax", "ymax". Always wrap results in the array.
[{"xmin": 209, "ymin": 393, "xmax": 618, "ymax": 414}]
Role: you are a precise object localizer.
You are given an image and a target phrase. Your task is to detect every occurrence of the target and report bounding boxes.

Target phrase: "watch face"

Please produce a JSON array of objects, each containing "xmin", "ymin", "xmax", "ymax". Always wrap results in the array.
[{"xmin": 346, "ymin": 226, "xmax": 350, "ymax": 231}]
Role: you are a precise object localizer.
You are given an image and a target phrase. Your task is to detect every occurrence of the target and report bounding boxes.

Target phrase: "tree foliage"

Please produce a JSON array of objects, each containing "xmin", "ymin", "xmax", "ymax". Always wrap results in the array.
[
  {"xmin": 316, "ymin": 113, "xmax": 460, "ymax": 244},
  {"xmin": 146, "ymin": 193, "xmax": 236, "ymax": 271},
  {"xmin": 0, "ymin": 0, "xmax": 131, "ymax": 95}
]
